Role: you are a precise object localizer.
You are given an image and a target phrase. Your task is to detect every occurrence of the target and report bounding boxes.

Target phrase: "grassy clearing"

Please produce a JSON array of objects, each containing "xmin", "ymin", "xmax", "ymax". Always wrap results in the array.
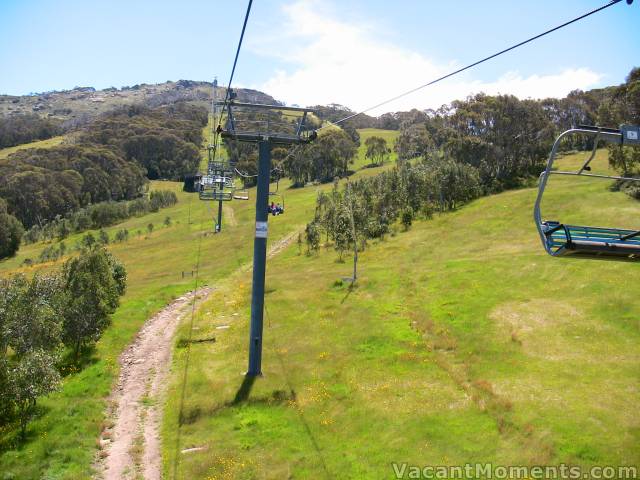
[
  {"xmin": 0, "ymin": 135, "xmax": 65, "ymax": 159},
  {"xmin": 352, "ymin": 128, "xmax": 399, "ymax": 170},
  {"xmin": 0, "ymin": 141, "xmax": 390, "ymax": 478},
  {"xmin": 163, "ymin": 149, "xmax": 640, "ymax": 479}
]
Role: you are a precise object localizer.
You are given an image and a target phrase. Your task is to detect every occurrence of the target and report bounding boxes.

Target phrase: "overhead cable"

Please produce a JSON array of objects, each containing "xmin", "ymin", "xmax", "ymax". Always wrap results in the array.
[{"xmin": 321, "ymin": 0, "xmax": 628, "ymax": 129}]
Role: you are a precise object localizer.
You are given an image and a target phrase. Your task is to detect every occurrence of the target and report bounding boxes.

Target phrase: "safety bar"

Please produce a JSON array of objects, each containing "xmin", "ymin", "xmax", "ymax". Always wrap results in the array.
[{"xmin": 547, "ymin": 171, "xmax": 640, "ymax": 182}]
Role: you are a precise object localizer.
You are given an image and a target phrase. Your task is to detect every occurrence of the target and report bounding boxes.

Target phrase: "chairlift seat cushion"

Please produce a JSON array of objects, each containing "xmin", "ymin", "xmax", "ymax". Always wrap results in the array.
[{"xmin": 542, "ymin": 221, "xmax": 640, "ymax": 260}]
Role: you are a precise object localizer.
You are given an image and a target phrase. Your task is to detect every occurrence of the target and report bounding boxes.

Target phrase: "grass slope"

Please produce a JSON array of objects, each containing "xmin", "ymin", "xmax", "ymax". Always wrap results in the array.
[
  {"xmin": 162, "ymin": 149, "xmax": 640, "ymax": 479},
  {"xmin": 0, "ymin": 135, "xmax": 65, "ymax": 159},
  {"xmin": 0, "ymin": 128, "xmax": 394, "ymax": 479},
  {"xmin": 352, "ymin": 128, "xmax": 399, "ymax": 170}
]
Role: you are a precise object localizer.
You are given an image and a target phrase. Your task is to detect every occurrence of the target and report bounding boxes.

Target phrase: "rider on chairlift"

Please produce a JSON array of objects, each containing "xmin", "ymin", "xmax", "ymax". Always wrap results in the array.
[{"xmin": 267, "ymin": 202, "xmax": 284, "ymax": 216}]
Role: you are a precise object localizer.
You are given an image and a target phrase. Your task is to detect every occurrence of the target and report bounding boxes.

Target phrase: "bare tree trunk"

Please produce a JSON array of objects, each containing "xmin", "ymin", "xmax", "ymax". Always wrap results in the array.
[{"xmin": 346, "ymin": 181, "xmax": 358, "ymax": 283}]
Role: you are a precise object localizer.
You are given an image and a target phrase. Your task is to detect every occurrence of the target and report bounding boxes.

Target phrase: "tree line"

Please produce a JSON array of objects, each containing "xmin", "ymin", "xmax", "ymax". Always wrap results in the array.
[
  {"xmin": 0, "ymin": 113, "xmax": 64, "ymax": 149},
  {"xmin": 304, "ymin": 68, "xmax": 640, "ymax": 261},
  {"xmin": 305, "ymin": 156, "xmax": 482, "ymax": 259},
  {"xmin": 0, "ymin": 247, "xmax": 126, "ymax": 436},
  {"xmin": 0, "ymin": 103, "xmax": 205, "ymax": 259},
  {"xmin": 22, "ymin": 190, "xmax": 177, "ymax": 245},
  {"xmin": 284, "ymin": 129, "xmax": 358, "ymax": 187},
  {"xmin": 602, "ymin": 68, "xmax": 640, "ymax": 198}
]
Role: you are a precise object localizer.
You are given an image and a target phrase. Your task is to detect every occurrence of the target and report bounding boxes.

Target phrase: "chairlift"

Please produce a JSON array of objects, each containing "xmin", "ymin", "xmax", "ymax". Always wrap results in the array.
[
  {"xmin": 198, "ymin": 168, "xmax": 235, "ymax": 200},
  {"xmin": 533, "ymin": 124, "xmax": 640, "ymax": 261},
  {"xmin": 233, "ymin": 188, "xmax": 249, "ymax": 200},
  {"xmin": 214, "ymin": 97, "xmax": 317, "ymax": 377},
  {"xmin": 267, "ymin": 192, "xmax": 285, "ymax": 216}
]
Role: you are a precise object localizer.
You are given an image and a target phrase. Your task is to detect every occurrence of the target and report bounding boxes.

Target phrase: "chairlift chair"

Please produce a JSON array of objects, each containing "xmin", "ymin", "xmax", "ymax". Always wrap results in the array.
[
  {"xmin": 216, "ymin": 100, "xmax": 318, "ymax": 145},
  {"xmin": 233, "ymin": 188, "xmax": 250, "ymax": 200},
  {"xmin": 533, "ymin": 124, "xmax": 640, "ymax": 261},
  {"xmin": 198, "ymin": 173, "xmax": 234, "ymax": 201},
  {"xmin": 268, "ymin": 192, "xmax": 285, "ymax": 215}
]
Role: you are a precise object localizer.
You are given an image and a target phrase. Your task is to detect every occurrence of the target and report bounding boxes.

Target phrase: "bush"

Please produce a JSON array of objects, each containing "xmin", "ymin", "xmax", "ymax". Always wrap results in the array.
[
  {"xmin": 305, "ymin": 221, "xmax": 321, "ymax": 254},
  {"xmin": 9, "ymin": 350, "xmax": 61, "ymax": 436},
  {"xmin": 61, "ymin": 248, "xmax": 126, "ymax": 358},
  {"xmin": 0, "ymin": 251, "xmax": 127, "ymax": 434},
  {"xmin": 0, "ymin": 211, "xmax": 24, "ymax": 259},
  {"xmin": 401, "ymin": 208, "xmax": 413, "ymax": 230}
]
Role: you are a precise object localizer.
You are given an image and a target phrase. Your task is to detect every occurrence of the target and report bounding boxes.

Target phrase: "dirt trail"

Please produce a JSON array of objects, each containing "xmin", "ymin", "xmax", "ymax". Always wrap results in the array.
[
  {"xmin": 222, "ymin": 204, "xmax": 238, "ymax": 227},
  {"xmin": 94, "ymin": 229, "xmax": 300, "ymax": 479},
  {"xmin": 96, "ymin": 288, "xmax": 212, "ymax": 480}
]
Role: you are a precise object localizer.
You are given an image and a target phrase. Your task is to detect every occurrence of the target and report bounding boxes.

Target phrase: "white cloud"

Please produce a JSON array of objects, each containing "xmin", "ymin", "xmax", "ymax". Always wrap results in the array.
[{"xmin": 254, "ymin": 0, "xmax": 603, "ymax": 114}]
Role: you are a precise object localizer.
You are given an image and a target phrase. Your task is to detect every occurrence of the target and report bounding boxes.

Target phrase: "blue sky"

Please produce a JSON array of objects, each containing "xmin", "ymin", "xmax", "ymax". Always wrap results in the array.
[{"xmin": 1, "ymin": 0, "xmax": 638, "ymax": 113}]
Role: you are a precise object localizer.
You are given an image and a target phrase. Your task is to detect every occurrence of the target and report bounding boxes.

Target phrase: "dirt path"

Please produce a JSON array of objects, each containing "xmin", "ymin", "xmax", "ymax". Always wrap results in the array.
[
  {"xmin": 96, "ymin": 288, "xmax": 212, "ymax": 480},
  {"xmin": 222, "ymin": 204, "xmax": 238, "ymax": 227},
  {"xmin": 94, "ymin": 229, "xmax": 300, "ymax": 479}
]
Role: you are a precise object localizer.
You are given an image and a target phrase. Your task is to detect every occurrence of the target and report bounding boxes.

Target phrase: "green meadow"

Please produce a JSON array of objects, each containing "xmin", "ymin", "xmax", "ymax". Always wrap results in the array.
[
  {"xmin": 163, "ymin": 149, "xmax": 640, "ymax": 479},
  {"xmin": 0, "ymin": 136, "xmax": 638, "ymax": 479},
  {"xmin": 0, "ymin": 129, "xmax": 391, "ymax": 479}
]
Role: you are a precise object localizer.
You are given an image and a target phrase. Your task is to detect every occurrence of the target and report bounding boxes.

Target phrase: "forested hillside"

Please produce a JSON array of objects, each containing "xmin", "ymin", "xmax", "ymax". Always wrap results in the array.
[
  {"xmin": 0, "ymin": 114, "xmax": 64, "ymax": 148},
  {"xmin": 0, "ymin": 103, "xmax": 207, "ymax": 258}
]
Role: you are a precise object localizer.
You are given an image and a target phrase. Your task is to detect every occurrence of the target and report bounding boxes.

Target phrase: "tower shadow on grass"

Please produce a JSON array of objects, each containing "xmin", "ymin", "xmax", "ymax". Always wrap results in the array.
[{"xmin": 232, "ymin": 374, "xmax": 257, "ymax": 405}]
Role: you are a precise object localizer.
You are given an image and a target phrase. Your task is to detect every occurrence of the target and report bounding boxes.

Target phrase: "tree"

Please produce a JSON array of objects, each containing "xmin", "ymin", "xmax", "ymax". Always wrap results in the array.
[
  {"xmin": 147, "ymin": 223, "xmax": 154, "ymax": 235},
  {"xmin": 401, "ymin": 207, "xmax": 413, "ymax": 231},
  {"xmin": 81, "ymin": 232, "xmax": 96, "ymax": 250},
  {"xmin": 333, "ymin": 206, "xmax": 353, "ymax": 261},
  {"xmin": 0, "ymin": 358, "xmax": 11, "ymax": 421},
  {"xmin": 55, "ymin": 218, "xmax": 71, "ymax": 240},
  {"xmin": 0, "ymin": 274, "xmax": 63, "ymax": 433},
  {"xmin": 9, "ymin": 350, "xmax": 60, "ymax": 437},
  {"xmin": 61, "ymin": 248, "xmax": 127, "ymax": 358},
  {"xmin": 0, "ymin": 113, "xmax": 63, "ymax": 148},
  {"xmin": 285, "ymin": 129, "xmax": 357, "ymax": 185},
  {"xmin": 3, "ymin": 274, "xmax": 63, "ymax": 357},
  {"xmin": 98, "ymin": 229, "xmax": 110, "ymax": 245},
  {"xmin": 0, "ymin": 199, "xmax": 24, "ymax": 259},
  {"xmin": 164, "ymin": 216, "xmax": 171, "ymax": 227},
  {"xmin": 364, "ymin": 136, "xmax": 391, "ymax": 166},
  {"xmin": 305, "ymin": 221, "xmax": 320, "ymax": 254},
  {"xmin": 114, "ymin": 229, "xmax": 129, "ymax": 243}
]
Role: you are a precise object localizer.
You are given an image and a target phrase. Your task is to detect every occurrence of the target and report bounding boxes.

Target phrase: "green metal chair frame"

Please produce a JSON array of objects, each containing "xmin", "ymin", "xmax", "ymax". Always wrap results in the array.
[{"xmin": 533, "ymin": 124, "xmax": 640, "ymax": 261}]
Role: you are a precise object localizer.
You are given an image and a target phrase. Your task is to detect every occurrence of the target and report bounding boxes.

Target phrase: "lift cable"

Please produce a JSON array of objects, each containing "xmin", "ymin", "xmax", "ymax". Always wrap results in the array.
[
  {"xmin": 208, "ymin": 0, "xmax": 254, "ymax": 165},
  {"xmin": 173, "ymin": 2, "xmax": 254, "ymax": 475},
  {"xmin": 320, "ymin": 0, "xmax": 629, "ymax": 130},
  {"xmin": 217, "ymin": 0, "xmax": 253, "ymax": 129}
]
